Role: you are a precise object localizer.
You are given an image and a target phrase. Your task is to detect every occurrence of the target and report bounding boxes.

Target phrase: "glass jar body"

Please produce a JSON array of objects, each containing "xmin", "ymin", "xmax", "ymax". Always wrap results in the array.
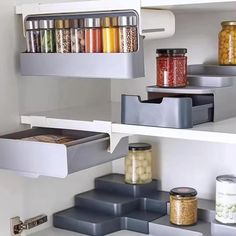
[
  {"xmin": 119, "ymin": 26, "xmax": 138, "ymax": 53},
  {"xmin": 219, "ymin": 25, "xmax": 236, "ymax": 65},
  {"xmin": 26, "ymin": 29, "xmax": 41, "ymax": 53},
  {"xmin": 56, "ymin": 29, "xmax": 71, "ymax": 53},
  {"xmin": 156, "ymin": 53, "xmax": 187, "ymax": 88},
  {"xmin": 40, "ymin": 29, "xmax": 55, "ymax": 53},
  {"xmin": 102, "ymin": 27, "xmax": 119, "ymax": 53},
  {"xmin": 125, "ymin": 149, "xmax": 152, "ymax": 184},
  {"xmin": 170, "ymin": 195, "xmax": 198, "ymax": 226},
  {"xmin": 85, "ymin": 28, "xmax": 102, "ymax": 53},
  {"xmin": 71, "ymin": 28, "xmax": 85, "ymax": 53}
]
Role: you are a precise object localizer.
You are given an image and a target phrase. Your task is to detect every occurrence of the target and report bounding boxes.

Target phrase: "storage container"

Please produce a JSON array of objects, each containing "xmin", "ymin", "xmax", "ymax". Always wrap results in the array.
[
  {"xmin": 40, "ymin": 20, "xmax": 55, "ymax": 53},
  {"xmin": 170, "ymin": 187, "xmax": 198, "ymax": 226},
  {"xmin": 156, "ymin": 48, "xmax": 187, "ymax": 87},
  {"xmin": 102, "ymin": 17, "xmax": 119, "ymax": 53},
  {"xmin": 25, "ymin": 20, "xmax": 40, "ymax": 53},
  {"xmin": 125, "ymin": 143, "xmax": 152, "ymax": 184},
  {"xmin": 84, "ymin": 18, "xmax": 102, "ymax": 53},
  {"xmin": 118, "ymin": 16, "xmax": 138, "ymax": 53},
  {"xmin": 70, "ymin": 19, "xmax": 85, "ymax": 53},
  {"xmin": 216, "ymin": 175, "xmax": 236, "ymax": 224},
  {"xmin": 219, "ymin": 21, "xmax": 236, "ymax": 65},
  {"xmin": 55, "ymin": 19, "xmax": 71, "ymax": 53}
]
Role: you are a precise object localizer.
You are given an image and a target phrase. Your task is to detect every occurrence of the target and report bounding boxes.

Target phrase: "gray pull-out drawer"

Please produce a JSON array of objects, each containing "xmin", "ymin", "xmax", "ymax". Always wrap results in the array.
[{"xmin": 0, "ymin": 128, "xmax": 128, "ymax": 178}]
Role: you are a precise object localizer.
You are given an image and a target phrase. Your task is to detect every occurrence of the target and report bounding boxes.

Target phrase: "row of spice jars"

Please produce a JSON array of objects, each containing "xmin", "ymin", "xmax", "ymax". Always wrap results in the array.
[{"xmin": 25, "ymin": 16, "xmax": 138, "ymax": 54}]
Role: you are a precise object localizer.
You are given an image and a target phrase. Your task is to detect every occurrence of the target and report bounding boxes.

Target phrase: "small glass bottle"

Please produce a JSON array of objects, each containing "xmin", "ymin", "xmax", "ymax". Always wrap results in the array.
[
  {"xmin": 170, "ymin": 187, "xmax": 198, "ymax": 226},
  {"xmin": 156, "ymin": 48, "xmax": 188, "ymax": 88},
  {"xmin": 125, "ymin": 143, "xmax": 152, "ymax": 184},
  {"xmin": 84, "ymin": 18, "xmax": 102, "ymax": 53},
  {"xmin": 39, "ymin": 20, "xmax": 55, "ymax": 53},
  {"xmin": 219, "ymin": 21, "xmax": 236, "ymax": 65},
  {"xmin": 70, "ymin": 19, "xmax": 85, "ymax": 53},
  {"xmin": 25, "ymin": 20, "xmax": 40, "ymax": 53},
  {"xmin": 55, "ymin": 19, "xmax": 71, "ymax": 53},
  {"xmin": 102, "ymin": 17, "xmax": 119, "ymax": 53},
  {"xmin": 118, "ymin": 16, "xmax": 138, "ymax": 53}
]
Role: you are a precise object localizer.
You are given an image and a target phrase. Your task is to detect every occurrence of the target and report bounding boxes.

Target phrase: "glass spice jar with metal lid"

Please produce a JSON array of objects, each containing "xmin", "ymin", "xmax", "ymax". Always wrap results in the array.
[
  {"xmin": 55, "ymin": 19, "xmax": 71, "ymax": 53},
  {"xmin": 84, "ymin": 18, "xmax": 102, "ymax": 53},
  {"xmin": 39, "ymin": 20, "xmax": 55, "ymax": 53},
  {"xmin": 118, "ymin": 15, "xmax": 138, "ymax": 53},
  {"xmin": 102, "ymin": 17, "xmax": 119, "ymax": 53},
  {"xmin": 170, "ymin": 187, "xmax": 198, "ymax": 226},
  {"xmin": 70, "ymin": 19, "xmax": 85, "ymax": 53},
  {"xmin": 216, "ymin": 175, "xmax": 236, "ymax": 224},
  {"xmin": 125, "ymin": 143, "xmax": 152, "ymax": 184},
  {"xmin": 219, "ymin": 21, "xmax": 236, "ymax": 65},
  {"xmin": 156, "ymin": 48, "xmax": 188, "ymax": 88},
  {"xmin": 25, "ymin": 20, "xmax": 41, "ymax": 53}
]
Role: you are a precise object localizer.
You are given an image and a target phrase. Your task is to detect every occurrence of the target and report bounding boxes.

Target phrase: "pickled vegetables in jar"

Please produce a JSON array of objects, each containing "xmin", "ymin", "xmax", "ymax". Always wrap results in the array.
[
  {"xmin": 219, "ymin": 21, "xmax": 236, "ymax": 65},
  {"xmin": 125, "ymin": 143, "xmax": 152, "ymax": 184}
]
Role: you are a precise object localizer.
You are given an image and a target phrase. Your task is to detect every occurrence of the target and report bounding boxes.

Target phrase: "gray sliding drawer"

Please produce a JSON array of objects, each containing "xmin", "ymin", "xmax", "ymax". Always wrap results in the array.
[{"xmin": 0, "ymin": 128, "xmax": 128, "ymax": 178}]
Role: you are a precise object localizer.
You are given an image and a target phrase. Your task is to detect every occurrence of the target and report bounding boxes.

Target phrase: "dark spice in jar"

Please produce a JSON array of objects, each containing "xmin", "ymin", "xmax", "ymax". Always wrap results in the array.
[{"xmin": 156, "ymin": 48, "xmax": 187, "ymax": 88}]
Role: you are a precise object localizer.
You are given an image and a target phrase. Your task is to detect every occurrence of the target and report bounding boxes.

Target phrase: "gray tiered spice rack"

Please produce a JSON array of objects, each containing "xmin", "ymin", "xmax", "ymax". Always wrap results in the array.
[{"xmin": 53, "ymin": 174, "xmax": 236, "ymax": 236}]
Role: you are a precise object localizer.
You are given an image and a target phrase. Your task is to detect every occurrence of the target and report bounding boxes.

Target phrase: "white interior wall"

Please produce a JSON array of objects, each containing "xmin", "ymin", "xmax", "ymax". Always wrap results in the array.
[
  {"xmin": 112, "ymin": 10, "xmax": 236, "ymax": 200},
  {"xmin": 0, "ymin": 1, "xmax": 111, "ymax": 235}
]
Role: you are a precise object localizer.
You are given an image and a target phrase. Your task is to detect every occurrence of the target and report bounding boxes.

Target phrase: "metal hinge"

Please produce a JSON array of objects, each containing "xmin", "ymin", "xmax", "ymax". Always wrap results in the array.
[{"xmin": 11, "ymin": 214, "xmax": 48, "ymax": 236}]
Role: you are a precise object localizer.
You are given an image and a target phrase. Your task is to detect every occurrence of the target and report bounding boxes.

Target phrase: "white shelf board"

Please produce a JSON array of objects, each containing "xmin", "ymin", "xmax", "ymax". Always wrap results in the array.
[
  {"xmin": 29, "ymin": 228, "xmax": 145, "ymax": 236},
  {"xmin": 141, "ymin": 0, "xmax": 236, "ymax": 11},
  {"xmin": 21, "ymin": 103, "xmax": 236, "ymax": 146}
]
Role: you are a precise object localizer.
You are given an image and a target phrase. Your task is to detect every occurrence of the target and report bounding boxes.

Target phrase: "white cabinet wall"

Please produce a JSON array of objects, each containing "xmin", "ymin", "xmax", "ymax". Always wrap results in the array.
[{"xmin": 0, "ymin": 1, "xmax": 236, "ymax": 235}]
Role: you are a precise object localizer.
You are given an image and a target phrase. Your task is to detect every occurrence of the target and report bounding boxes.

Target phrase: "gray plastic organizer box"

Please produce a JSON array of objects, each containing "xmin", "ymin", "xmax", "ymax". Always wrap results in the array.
[{"xmin": 53, "ymin": 174, "xmax": 236, "ymax": 236}]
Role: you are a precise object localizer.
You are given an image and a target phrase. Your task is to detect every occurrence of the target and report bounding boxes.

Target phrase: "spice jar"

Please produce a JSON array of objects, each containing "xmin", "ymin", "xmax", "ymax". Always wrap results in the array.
[
  {"xmin": 219, "ymin": 21, "xmax": 236, "ymax": 65},
  {"xmin": 156, "ymin": 48, "xmax": 188, "ymax": 88},
  {"xmin": 118, "ymin": 16, "xmax": 138, "ymax": 53},
  {"xmin": 70, "ymin": 19, "xmax": 85, "ymax": 53},
  {"xmin": 39, "ymin": 20, "xmax": 55, "ymax": 53},
  {"xmin": 55, "ymin": 19, "xmax": 71, "ymax": 53},
  {"xmin": 125, "ymin": 143, "xmax": 152, "ymax": 184},
  {"xmin": 216, "ymin": 175, "xmax": 236, "ymax": 224},
  {"xmin": 84, "ymin": 18, "xmax": 102, "ymax": 53},
  {"xmin": 25, "ymin": 20, "xmax": 41, "ymax": 53},
  {"xmin": 170, "ymin": 187, "xmax": 198, "ymax": 226},
  {"xmin": 102, "ymin": 17, "xmax": 119, "ymax": 53}
]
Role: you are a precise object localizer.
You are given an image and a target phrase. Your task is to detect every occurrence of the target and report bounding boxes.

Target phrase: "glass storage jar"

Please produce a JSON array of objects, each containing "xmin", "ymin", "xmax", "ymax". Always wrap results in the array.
[
  {"xmin": 25, "ymin": 20, "xmax": 40, "ymax": 53},
  {"xmin": 125, "ymin": 143, "xmax": 152, "ymax": 184},
  {"xmin": 170, "ymin": 187, "xmax": 198, "ymax": 226},
  {"xmin": 55, "ymin": 19, "xmax": 71, "ymax": 53},
  {"xmin": 70, "ymin": 19, "xmax": 85, "ymax": 53},
  {"xmin": 39, "ymin": 20, "xmax": 55, "ymax": 53},
  {"xmin": 219, "ymin": 21, "xmax": 236, "ymax": 65},
  {"xmin": 118, "ymin": 16, "xmax": 138, "ymax": 53},
  {"xmin": 102, "ymin": 17, "xmax": 119, "ymax": 53},
  {"xmin": 156, "ymin": 48, "xmax": 187, "ymax": 88},
  {"xmin": 84, "ymin": 18, "xmax": 102, "ymax": 53},
  {"xmin": 216, "ymin": 175, "xmax": 236, "ymax": 224}
]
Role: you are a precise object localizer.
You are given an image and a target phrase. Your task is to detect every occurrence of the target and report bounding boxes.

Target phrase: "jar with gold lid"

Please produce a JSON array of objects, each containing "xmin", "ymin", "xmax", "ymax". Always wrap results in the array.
[
  {"xmin": 219, "ymin": 21, "xmax": 236, "ymax": 65},
  {"xmin": 170, "ymin": 187, "xmax": 198, "ymax": 226}
]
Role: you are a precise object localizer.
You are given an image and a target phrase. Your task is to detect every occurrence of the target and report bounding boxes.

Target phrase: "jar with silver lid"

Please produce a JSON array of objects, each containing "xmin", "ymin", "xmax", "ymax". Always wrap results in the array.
[
  {"xmin": 39, "ymin": 20, "xmax": 55, "ymax": 53},
  {"xmin": 118, "ymin": 15, "xmax": 138, "ymax": 53},
  {"xmin": 25, "ymin": 20, "xmax": 40, "ymax": 53},
  {"xmin": 216, "ymin": 175, "xmax": 236, "ymax": 224}
]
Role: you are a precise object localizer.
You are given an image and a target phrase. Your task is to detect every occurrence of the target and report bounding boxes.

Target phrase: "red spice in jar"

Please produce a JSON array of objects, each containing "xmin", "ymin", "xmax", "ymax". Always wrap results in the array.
[{"xmin": 156, "ymin": 48, "xmax": 187, "ymax": 88}]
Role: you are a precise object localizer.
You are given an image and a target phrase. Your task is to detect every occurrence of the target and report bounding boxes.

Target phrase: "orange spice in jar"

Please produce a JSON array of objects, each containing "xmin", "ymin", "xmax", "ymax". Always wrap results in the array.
[{"xmin": 84, "ymin": 18, "xmax": 102, "ymax": 53}]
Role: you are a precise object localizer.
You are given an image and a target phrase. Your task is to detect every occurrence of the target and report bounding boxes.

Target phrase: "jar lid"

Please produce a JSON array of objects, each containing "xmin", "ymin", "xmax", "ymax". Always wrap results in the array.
[
  {"xmin": 170, "ymin": 187, "xmax": 197, "ymax": 197},
  {"xmin": 84, "ymin": 18, "xmax": 101, "ymax": 28},
  {"xmin": 216, "ymin": 175, "xmax": 236, "ymax": 183},
  {"xmin": 25, "ymin": 20, "xmax": 39, "ymax": 30},
  {"xmin": 69, "ymin": 19, "xmax": 79, "ymax": 28},
  {"xmin": 156, "ymin": 48, "xmax": 187, "ymax": 54},
  {"xmin": 112, "ymin": 17, "xmax": 118, "ymax": 27},
  {"xmin": 39, "ymin": 20, "xmax": 49, "ymax": 29},
  {"xmin": 128, "ymin": 16, "xmax": 137, "ymax": 26},
  {"xmin": 64, "ymin": 19, "xmax": 70, "ymax": 29},
  {"xmin": 129, "ymin": 143, "xmax": 152, "ymax": 151},
  {"xmin": 221, "ymin": 21, "xmax": 236, "ymax": 26},
  {"xmin": 118, "ymin": 16, "xmax": 129, "ymax": 26},
  {"xmin": 55, "ymin": 19, "xmax": 64, "ymax": 29},
  {"xmin": 48, "ymin": 20, "xmax": 54, "ymax": 29},
  {"xmin": 102, "ymin": 17, "xmax": 112, "ymax": 27}
]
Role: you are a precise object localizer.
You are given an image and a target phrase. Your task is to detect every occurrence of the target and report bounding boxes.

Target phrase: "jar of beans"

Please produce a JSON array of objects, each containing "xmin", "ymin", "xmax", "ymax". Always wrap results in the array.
[
  {"xmin": 170, "ymin": 187, "xmax": 198, "ymax": 226},
  {"xmin": 219, "ymin": 21, "xmax": 236, "ymax": 65},
  {"xmin": 125, "ymin": 143, "xmax": 152, "ymax": 185},
  {"xmin": 156, "ymin": 48, "xmax": 188, "ymax": 88}
]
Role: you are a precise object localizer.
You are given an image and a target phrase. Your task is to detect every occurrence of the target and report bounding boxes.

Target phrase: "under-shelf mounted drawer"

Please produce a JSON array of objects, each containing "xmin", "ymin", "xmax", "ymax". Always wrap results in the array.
[{"xmin": 0, "ymin": 128, "xmax": 128, "ymax": 178}]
